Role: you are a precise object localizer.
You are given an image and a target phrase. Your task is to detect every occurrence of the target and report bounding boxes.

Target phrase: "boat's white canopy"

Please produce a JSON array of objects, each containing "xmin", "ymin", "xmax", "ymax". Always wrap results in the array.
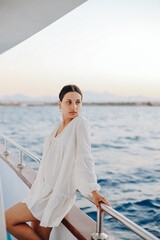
[{"xmin": 0, "ymin": 0, "xmax": 87, "ymax": 54}]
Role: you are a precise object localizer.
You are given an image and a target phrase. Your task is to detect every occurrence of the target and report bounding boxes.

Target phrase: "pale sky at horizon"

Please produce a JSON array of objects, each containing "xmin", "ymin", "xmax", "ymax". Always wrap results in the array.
[{"xmin": 0, "ymin": 0, "xmax": 160, "ymax": 98}]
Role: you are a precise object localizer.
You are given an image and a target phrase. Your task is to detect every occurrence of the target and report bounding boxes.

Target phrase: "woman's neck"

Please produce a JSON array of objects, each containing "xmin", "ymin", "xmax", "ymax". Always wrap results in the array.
[{"xmin": 62, "ymin": 117, "xmax": 72, "ymax": 127}]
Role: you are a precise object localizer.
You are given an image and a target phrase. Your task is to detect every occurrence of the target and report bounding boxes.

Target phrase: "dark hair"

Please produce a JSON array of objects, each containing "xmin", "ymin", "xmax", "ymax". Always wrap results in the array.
[{"xmin": 59, "ymin": 85, "xmax": 83, "ymax": 101}]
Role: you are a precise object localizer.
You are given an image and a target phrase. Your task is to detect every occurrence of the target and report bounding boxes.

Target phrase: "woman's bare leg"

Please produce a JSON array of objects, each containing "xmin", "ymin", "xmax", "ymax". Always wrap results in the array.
[
  {"xmin": 31, "ymin": 222, "xmax": 52, "ymax": 240},
  {"xmin": 5, "ymin": 202, "xmax": 42, "ymax": 240}
]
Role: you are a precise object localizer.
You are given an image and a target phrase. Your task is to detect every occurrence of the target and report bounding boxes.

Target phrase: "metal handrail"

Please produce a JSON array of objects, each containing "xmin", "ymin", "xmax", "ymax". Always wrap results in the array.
[
  {"xmin": 101, "ymin": 204, "xmax": 159, "ymax": 240},
  {"xmin": 80, "ymin": 193, "xmax": 159, "ymax": 240},
  {"xmin": 0, "ymin": 133, "xmax": 41, "ymax": 167},
  {"xmin": 0, "ymin": 133, "xmax": 159, "ymax": 240}
]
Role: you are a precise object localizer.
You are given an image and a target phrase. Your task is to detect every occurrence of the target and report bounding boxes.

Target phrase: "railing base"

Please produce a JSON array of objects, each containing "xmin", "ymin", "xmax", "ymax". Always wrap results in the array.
[
  {"xmin": 3, "ymin": 151, "xmax": 9, "ymax": 156},
  {"xmin": 91, "ymin": 232, "xmax": 109, "ymax": 240},
  {"xmin": 17, "ymin": 163, "xmax": 26, "ymax": 168}
]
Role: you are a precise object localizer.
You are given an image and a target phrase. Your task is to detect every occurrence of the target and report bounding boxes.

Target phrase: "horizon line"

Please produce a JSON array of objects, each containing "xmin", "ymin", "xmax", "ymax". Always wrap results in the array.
[{"xmin": 0, "ymin": 92, "xmax": 160, "ymax": 100}]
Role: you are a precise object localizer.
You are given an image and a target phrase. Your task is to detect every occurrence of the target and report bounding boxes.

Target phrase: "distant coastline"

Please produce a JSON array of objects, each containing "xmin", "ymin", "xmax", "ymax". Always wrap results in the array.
[
  {"xmin": 1, "ymin": 92, "xmax": 160, "ymax": 106},
  {"xmin": 1, "ymin": 102, "xmax": 160, "ymax": 107}
]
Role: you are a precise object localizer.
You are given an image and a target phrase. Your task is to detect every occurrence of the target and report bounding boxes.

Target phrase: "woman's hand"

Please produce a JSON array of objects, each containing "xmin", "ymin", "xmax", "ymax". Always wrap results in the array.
[{"xmin": 92, "ymin": 190, "xmax": 111, "ymax": 215}]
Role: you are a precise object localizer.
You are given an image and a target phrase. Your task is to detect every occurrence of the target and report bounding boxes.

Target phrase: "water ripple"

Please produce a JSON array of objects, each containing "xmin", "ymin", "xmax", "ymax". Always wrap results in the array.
[{"xmin": 92, "ymin": 143, "xmax": 128, "ymax": 149}]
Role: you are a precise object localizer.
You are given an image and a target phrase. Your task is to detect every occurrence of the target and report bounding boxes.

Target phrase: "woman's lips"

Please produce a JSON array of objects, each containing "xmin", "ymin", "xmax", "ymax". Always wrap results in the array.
[{"xmin": 70, "ymin": 112, "xmax": 77, "ymax": 114}]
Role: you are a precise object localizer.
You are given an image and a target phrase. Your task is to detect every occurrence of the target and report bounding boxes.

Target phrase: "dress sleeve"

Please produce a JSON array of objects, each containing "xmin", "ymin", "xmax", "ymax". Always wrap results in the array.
[
  {"xmin": 75, "ymin": 117, "xmax": 101, "ymax": 195},
  {"xmin": 29, "ymin": 137, "xmax": 48, "ymax": 195}
]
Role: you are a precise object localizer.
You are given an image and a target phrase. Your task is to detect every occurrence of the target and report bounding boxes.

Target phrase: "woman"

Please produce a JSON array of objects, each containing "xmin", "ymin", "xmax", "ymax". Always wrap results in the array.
[{"xmin": 5, "ymin": 85, "xmax": 110, "ymax": 240}]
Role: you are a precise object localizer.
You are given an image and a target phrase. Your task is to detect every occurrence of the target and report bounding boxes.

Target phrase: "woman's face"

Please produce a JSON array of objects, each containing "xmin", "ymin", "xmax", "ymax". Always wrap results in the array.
[{"xmin": 59, "ymin": 91, "xmax": 82, "ymax": 120}]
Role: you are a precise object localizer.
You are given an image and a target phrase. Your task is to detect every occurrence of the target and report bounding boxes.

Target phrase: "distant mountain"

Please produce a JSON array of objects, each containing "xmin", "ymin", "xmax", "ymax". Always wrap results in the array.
[
  {"xmin": 0, "ymin": 92, "xmax": 160, "ymax": 103},
  {"xmin": 0, "ymin": 94, "xmax": 58, "ymax": 103},
  {"xmin": 83, "ymin": 91, "xmax": 160, "ymax": 103}
]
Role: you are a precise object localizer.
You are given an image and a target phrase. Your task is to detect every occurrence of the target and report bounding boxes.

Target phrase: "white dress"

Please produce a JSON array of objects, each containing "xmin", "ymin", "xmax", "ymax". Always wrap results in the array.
[{"xmin": 21, "ymin": 115, "xmax": 100, "ymax": 227}]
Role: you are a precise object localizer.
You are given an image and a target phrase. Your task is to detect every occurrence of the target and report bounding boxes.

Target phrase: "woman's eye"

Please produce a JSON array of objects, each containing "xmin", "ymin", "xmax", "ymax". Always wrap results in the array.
[{"xmin": 67, "ymin": 101, "xmax": 71, "ymax": 104}]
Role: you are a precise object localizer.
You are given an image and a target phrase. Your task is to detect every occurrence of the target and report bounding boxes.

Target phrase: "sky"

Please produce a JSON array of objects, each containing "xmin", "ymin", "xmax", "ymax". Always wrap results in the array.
[{"xmin": 0, "ymin": 0, "xmax": 160, "ymax": 98}]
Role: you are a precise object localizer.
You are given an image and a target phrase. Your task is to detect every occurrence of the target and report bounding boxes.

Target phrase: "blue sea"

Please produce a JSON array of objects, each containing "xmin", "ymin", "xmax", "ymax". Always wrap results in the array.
[{"xmin": 0, "ymin": 105, "xmax": 160, "ymax": 239}]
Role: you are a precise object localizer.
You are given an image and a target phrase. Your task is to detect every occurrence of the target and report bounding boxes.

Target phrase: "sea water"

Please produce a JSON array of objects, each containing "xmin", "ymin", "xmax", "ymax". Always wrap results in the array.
[{"xmin": 0, "ymin": 105, "xmax": 160, "ymax": 239}]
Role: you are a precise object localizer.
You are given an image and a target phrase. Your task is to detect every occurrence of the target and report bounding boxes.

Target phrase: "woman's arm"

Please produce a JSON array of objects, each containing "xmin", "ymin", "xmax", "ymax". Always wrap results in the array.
[
  {"xmin": 75, "ymin": 117, "xmax": 100, "ymax": 194},
  {"xmin": 75, "ymin": 116, "xmax": 111, "ymax": 212}
]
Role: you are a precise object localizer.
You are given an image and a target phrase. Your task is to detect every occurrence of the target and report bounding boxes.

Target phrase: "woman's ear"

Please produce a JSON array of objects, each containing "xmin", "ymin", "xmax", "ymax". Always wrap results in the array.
[{"xmin": 58, "ymin": 100, "xmax": 62, "ymax": 110}]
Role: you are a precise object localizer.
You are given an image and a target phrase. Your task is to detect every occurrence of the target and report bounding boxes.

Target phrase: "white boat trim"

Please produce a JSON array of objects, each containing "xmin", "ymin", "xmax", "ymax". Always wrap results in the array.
[
  {"xmin": 0, "ymin": 179, "xmax": 7, "ymax": 240},
  {"xmin": 0, "ymin": 0, "xmax": 87, "ymax": 54}
]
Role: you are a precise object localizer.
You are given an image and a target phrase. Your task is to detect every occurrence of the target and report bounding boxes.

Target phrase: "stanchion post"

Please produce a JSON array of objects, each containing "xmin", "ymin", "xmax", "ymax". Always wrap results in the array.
[
  {"xmin": 3, "ymin": 140, "xmax": 9, "ymax": 156},
  {"xmin": 17, "ymin": 150, "xmax": 25, "ymax": 168},
  {"xmin": 91, "ymin": 203, "xmax": 109, "ymax": 240}
]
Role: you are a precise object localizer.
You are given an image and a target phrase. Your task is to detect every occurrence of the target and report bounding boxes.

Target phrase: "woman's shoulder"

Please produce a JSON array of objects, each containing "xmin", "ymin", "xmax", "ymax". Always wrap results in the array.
[{"xmin": 75, "ymin": 115, "xmax": 90, "ymax": 128}]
